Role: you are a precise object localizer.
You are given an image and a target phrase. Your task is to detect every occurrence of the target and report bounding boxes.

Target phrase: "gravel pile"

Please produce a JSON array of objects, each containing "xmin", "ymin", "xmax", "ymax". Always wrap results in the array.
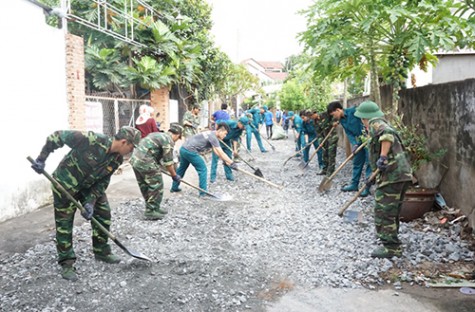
[{"xmin": 1, "ymin": 138, "xmax": 473, "ymax": 311}]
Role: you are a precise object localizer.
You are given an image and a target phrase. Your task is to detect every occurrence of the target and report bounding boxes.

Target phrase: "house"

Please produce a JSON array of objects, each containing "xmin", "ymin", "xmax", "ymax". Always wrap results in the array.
[
  {"xmin": 241, "ymin": 58, "xmax": 288, "ymax": 96},
  {"xmin": 406, "ymin": 50, "xmax": 475, "ymax": 88}
]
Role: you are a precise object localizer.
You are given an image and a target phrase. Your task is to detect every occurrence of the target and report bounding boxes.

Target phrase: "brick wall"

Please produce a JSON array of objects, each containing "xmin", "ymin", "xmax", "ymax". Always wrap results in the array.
[
  {"xmin": 65, "ymin": 33, "xmax": 86, "ymax": 130},
  {"xmin": 151, "ymin": 87, "xmax": 170, "ymax": 129}
]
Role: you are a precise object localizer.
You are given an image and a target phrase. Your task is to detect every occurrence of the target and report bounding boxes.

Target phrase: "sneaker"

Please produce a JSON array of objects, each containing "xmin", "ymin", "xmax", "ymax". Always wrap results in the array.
[
  {"xmin": 371, "ymin": 246, "xmax": 402, "ymax": 259},
  {"xmin": 317, "ymin": 169, "xmax": 326, "ymax": 175},
  {"xmin": 144, "ymin": 210, "xmax": 166, "ymax": 220},
  {"xmin": 60, "ymin": 261, "xmax": 78, "ymax": 281},
  {"xmin": 261, "ymin": 150, "xmax": 268, "ymax": 153},
  {"xmin": 210, "ymin": 179, "xmax": 216, "ymax": 184},
  {"xmin": 341, "ymin": 184, "xmax": 358, "ymax": 192},
  {"xmin": 170, "ymin": 188, "xmax": 182, "ymax": 193},
  {"xmin": 94, "ymin": 253, "xmax": 121, "ymax": 264},
  {"xmin": 360, "ymin": 188, "xmax": 370, "ymax": 197}
]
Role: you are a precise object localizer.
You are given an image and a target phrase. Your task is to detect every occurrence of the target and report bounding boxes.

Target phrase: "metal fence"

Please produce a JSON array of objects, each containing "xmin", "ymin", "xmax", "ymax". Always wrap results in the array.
[{"xmin": 85, "ymin": 96, "xmax": 150, "ymax": 137}]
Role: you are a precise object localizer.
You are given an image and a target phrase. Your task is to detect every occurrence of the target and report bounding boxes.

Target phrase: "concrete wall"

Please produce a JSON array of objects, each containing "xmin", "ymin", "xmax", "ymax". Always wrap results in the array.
[
  {"xmin": 0, "ymin": 0, "xmax": 69, "ymax": 222},
  {"xmin": 432, "ymin": 54, "xmax": 475, "ymax": 84},
  {"xmin": 399, "ymin": 79, "xmax": 475, "ymax": 229}
]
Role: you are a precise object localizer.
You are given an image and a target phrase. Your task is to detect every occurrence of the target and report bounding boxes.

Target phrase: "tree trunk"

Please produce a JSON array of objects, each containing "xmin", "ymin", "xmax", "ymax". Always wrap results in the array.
[{"xmin": 368, "ymin": 45, "xmax": 381, "ymax": 106}]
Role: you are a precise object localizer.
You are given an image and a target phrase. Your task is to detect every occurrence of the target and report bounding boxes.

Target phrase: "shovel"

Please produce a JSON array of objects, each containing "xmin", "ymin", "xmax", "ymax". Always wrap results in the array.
[
  {"xmin": 299, "ymin": 125, "xmax": 337, "ymax": 170},
  {"xmin": 318, "ymin": 141, "xmax": 368, "ymax": 193},
  {"xmin": 160, "ymin": 170, "xmax": 226, "ymax": 201},
  {"xmin": 283, "ymin": 136, "xmax": 319, "ymax": 166},
  {"xmin": 337, "ymin": 169, "xmax": 379, "ymax": 217},
  {"xmin": 27, "ymin": 156, "xmax": 152, "ymax": 262},
  {"xmin": 219, "ymin": 139, "xmax": 264, "ymax": 178},
  {"xmin": 250, "ymin": 124, "xmax": 276, "ymax": 151}
]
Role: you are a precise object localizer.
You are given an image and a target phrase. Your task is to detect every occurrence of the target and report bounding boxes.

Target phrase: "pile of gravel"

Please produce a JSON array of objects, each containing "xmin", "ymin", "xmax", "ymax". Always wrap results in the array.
[{"xmin": 1, "ymin": 138, "xmax": 473, "ymax": 311}]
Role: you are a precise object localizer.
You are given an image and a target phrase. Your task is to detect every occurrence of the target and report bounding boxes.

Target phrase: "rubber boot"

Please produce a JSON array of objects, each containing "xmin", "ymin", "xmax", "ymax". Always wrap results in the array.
[
  {"xmin": 60, "ymin": 260, "xmax": 78, "ymax": 281},
  {"xmin": 144, "ymin": 209, "xmax": 165, "ymax": 220},
  {"xmin": 371, "ymin": 245, "xmax": 402, "ymax": 258},
  {"xmin": 341, "ymin": 184, "xmax": 359, "ymax": 192},
  {"xmin": 360, "ymin": 187, "xmax": 370, "ymax": 197}
]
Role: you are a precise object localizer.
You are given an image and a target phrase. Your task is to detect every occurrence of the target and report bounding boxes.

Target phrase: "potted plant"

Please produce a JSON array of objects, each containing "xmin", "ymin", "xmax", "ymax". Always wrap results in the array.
[{"xmin": 392, "ymin": 115, "xmax": 447, "ymax": 221}]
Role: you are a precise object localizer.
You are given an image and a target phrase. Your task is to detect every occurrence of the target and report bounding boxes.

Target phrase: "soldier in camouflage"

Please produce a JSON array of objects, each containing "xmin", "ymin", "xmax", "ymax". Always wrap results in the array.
[
  {"xmin": 182, "ymin": 105, "xmax": 201, "ymax": 139},
  {"xmin": 130, "ymin": 124, "xmax": 183, "ymax": 220},
  {"xmin": 355, "ymin": 101, "xmax": 413, "ymax": 258},
  {"xmin": 30, "ymin": 127, "xmax": 141, "ymax": 281},
  {"xmin": 317, "ymin": 111, "xmax": 338, "ymax": 176}
]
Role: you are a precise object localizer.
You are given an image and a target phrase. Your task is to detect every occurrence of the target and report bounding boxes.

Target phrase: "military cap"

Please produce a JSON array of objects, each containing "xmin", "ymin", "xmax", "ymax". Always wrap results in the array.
[
  {"xmin": 355, "ymin": 101, "xmax": 384, "ymax": 119},
  {"xmin": 169, "ymin": 123, "xmax": 184, "ymax": 139},
  {"xmin": 116, "ymin": 126, "xmax": 141, "ymax": 147}
]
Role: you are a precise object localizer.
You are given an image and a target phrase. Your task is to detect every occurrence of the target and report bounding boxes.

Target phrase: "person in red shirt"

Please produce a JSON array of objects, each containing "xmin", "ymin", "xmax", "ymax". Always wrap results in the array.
[{"xmin": 135, "ymin": 105, "xmax": 158, "ymax": 138}]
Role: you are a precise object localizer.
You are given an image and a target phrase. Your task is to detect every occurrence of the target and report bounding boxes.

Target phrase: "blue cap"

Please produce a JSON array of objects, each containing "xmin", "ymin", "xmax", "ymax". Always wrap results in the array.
[
  {"xmin": 262, "ymin": 105, "xmax": 268, "ymax": 111},
  {"xmin": 288, "ymin": 111, "xmax": 295, "ymax": 117}
]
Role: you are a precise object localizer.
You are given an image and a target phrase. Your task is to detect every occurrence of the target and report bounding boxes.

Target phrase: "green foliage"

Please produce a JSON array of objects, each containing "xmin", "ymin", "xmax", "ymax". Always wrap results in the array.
[
  {"xmin": 392, "ymin": 115, "xmax": 446, "ymax": 172},
  {"xmin": 84, "ymin": 45, "xmax": 125, "ymax": 92},
  {"xmin": 278, "ymin": 79, "xmax": 308, "ymax": 111},
  {"xmin": 123, "ymin": 56, "xmax": 174, "ymax": 90},
  {"xmin": 300, "ymin": 0, "xmax": 474, "ymax": 110},
  {"xmin": 45, "ymin": 0, "xmax": 240, "ymax": 103}
]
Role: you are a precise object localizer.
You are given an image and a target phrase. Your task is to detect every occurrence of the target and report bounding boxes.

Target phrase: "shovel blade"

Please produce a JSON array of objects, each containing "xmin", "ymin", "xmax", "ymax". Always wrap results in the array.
[
  {"xmin": 298, "ymin": 160, "xmax": 309, "ymax": 170},
  {"xmin": 254, "ymin": 168, "xmax": 264, "ymax": 178},
  {"xmin": 318, "ymin": 177, "xmax": 332, "ymax": 193},
  {"xmin": 113, "ymin": 238, "xmax": 152, "ymax": 262}
]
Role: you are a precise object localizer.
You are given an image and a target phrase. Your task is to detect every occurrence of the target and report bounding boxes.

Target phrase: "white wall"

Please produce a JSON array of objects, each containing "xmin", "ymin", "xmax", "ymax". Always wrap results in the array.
[
  {"xmin": 0, "ymin": 0, "xmax": 69, "ymax": 222},
  {"xmin": 432, "ymin": 54, "xmax": 475, "ymax": 84},
  {"xmin": 407, "ymin": 64, "xmax": 433, "ymax": 88}
]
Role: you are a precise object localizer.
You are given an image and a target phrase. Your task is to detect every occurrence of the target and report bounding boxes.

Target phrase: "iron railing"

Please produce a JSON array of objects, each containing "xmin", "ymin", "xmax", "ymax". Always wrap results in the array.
[{"xmin": 85, "ymin": 96, "xmax": 150, "ymax": 137}]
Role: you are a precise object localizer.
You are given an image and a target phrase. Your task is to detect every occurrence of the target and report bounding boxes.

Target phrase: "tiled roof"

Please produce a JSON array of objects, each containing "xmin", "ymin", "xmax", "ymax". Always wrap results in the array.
[
  {"xmin": 257, "ymin": 61, "xmax": 284, "ymax": 70},
  {"xmin": 265, "ymin": 72, "xmax": 288, "ymax": 81}
]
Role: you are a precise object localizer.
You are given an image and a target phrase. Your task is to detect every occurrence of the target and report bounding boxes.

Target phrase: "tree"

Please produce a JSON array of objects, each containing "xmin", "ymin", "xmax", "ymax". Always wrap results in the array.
[
  {"xmin": 300, "ymin": 0, "xmax": 473, "ymax": 115},
  {"xmin": 278, "ymin": 79, "xmax": 307, "ymax": 111},
  {"xmin": 40, "ymin": 0, "xmax": 235, "ymax": 106}
]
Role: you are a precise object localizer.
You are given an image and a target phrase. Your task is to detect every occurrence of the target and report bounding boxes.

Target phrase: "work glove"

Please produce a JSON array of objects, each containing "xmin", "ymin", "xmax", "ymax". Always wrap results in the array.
[
  {"xmin": 172, "ymin": 174, "xmax": 182, "ymax": 182},
  {"xmin": 376, "ymin": 156, "xmax": 389, "ymax": 172},
  {"xmin": 31, "ymin": 157, "xmax": 46, "ymax": 174},
  {"xmin": 228, "ymin": 162, "xmax": 238, "ymax": 170},
  {"xmin": 351, "ymin": 144, "xmax": 359, "ymax": 154},
  {"xmin": 81, "ymin": 202, "xmax": 94, "ymax": 221}
]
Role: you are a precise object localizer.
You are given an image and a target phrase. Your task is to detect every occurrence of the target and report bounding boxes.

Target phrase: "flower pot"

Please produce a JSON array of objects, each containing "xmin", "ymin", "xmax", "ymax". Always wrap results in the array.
[{"xmin": 400, "ymin": 187, "xmax": 437, "ymax": 222}]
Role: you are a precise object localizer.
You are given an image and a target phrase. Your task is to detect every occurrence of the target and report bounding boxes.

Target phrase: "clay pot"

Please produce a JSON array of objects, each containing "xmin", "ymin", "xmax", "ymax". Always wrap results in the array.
[{"xmin": 400, "ymin": 187, "xmax": 437, "ymax": 222}]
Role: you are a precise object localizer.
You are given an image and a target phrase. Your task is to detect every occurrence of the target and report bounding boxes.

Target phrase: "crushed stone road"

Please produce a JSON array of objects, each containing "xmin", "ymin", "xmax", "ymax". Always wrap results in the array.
[{"xmin": 1, "ymin": 133, "xmax": 474, "ymax": 312}]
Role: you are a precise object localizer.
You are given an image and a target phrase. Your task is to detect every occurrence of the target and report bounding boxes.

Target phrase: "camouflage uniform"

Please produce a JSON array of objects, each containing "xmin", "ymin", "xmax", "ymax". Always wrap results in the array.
[
  {"xmin": 182, "ymin": 111, "xmax": 200, "ymax": 139},
  {"xmin": 318, "ymin": 112, "xmax": 338, "ymax": 175},
  {"xmin": 368, "ymin": 118, "xmax": 412, "ymax": 251},
  {"xmin": 130, "ymin": 132, "xmax": 175, "ymax": 216},
  {"xmin": 37, "ymin": 131, "xmax": 124, "ymax": 264}
]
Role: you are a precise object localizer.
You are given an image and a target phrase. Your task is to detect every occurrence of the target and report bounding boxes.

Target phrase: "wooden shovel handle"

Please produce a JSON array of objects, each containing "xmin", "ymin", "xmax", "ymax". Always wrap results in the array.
[
  {"xmin": 338, "ymin": 169, "xmax": 380, "ymax": 217},
  {"xmin": 235, "ymin": 167, "xmax": 283, "ymax": 189}
]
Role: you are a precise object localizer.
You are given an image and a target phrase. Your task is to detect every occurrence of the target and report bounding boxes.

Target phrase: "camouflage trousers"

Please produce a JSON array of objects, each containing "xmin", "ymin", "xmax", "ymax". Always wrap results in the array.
[
  {"xmin": 131, "ymin": 161, "xmax": 164, "ymax": 214},
  {"xmin": 53, "ymin": 185, "xmax": 111, "ymax": 264},
  {"xmin": 322, "ymin": 136, "xmax": 338, "ymax": 174},
  {"xmin": 374, "ymin": 181, "xmax": 411, "ymax": 246}
]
